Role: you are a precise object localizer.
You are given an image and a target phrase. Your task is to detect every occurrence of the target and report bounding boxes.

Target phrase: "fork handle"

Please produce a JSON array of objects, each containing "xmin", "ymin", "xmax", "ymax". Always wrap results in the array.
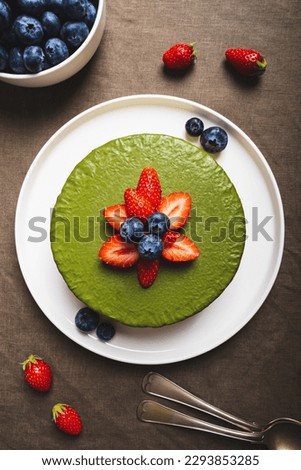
[
  {"xmin": 142, "ymin": 372, "xmax": 261, "ymax": 432},
  {"xmin": 137, "ymin": 400, "xmax": 263, "ymax": 443}
]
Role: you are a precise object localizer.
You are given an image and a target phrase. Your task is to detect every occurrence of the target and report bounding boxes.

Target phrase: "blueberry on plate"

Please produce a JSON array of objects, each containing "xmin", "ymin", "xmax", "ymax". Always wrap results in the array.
[
  {"xmin": 75, "ymin": 307, "xmax": 100, "ymax": 332},
  {"xmin": 41, "ymin": 11, "xmax": 61, "ymax": 36},
  {"xmin": 13, "ymin": 15, "xmax": 44, "ymax": 45},
  {"xmin": 9, "ymin": 46, "xmax": 27, "ymax": 73},
  {"xmin": 63, "ymin": 0, "xmax": 88, "ymax": 20},
  {"xmin": 185, "ymin": 117, "xmax": 204, "ymax": 137},
  {"xmin": 147, "ymin": 212, "xmax": 170, "ymax": 236},
  {"xmin": 138, "ymin": 234, "xmax": 164, "ymax": 260},
  {"xmin": 96, "ymin": 322, "xmax": 116, "ymax": 341},
  {"xmin": 0, "ymin": 0, "xmax": 11, "ymax": 32},
  {"xmin": 23, "ymin": 45, "xmax": 46, "ymax": 73},
  {"xmin": 60, "ymin": 20, "xmax": 89, "ymax": 48},
  {"xmin": 17, "ymin": 0, "xmax": 46, "ymax": 17},
  {"xmin": 0, "ymin": 44, "xmax": 8, "ymax": 71},
  {"xmin": 44, "ymin": 37, "xmax": 69, "ymax": 65},
  {"xmin": 200, "ymin": 126, "xmax": 228, "ymax": 153},
  {"xmin": 119, "ymin": 217, "xmax": 145, "ymax": 243}
]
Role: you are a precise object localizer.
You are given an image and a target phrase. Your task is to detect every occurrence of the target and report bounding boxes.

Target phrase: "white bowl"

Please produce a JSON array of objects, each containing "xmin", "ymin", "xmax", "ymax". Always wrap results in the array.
[{"xmin": 0, "ymin": 0, "xmax": 106, "ymax": 87}]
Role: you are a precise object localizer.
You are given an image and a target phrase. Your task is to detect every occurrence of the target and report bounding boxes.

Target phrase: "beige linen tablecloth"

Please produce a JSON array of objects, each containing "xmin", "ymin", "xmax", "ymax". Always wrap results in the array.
[{"xmin": 0, "ymin": 0, "xmax": 300, "ymax": 450}]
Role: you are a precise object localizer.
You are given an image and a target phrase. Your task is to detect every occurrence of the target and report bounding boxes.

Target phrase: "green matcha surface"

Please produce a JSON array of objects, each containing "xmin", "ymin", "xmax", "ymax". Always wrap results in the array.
[{"xmin": 51, "ymin": 134, "xmax": 245, "ymax": 327}]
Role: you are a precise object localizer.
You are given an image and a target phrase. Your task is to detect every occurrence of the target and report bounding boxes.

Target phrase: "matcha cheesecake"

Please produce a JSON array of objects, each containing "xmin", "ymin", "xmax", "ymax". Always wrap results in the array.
[{"xmin": 51, "ymin": 134, "xmax": 245, "ymax": 327}]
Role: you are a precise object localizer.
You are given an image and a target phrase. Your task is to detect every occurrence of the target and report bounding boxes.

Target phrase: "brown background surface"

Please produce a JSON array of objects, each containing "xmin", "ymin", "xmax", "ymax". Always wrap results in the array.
[{"xmin": 0, "ymin": 0, "xmax": 300, "ymax": 450}]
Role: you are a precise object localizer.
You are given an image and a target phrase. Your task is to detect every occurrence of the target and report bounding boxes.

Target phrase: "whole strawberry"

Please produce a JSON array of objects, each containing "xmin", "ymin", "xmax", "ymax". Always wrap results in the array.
[
  {"xmin": 22, "ymin": 354, "xmax": 52, "ymax": 392},
  {"xmin": 52, "ymin": 403, "xmax": 82, "ymax": 436},
  {"xmin": 163, "ymin": 43, "xmax": 196, "ymax": 70},
  {"xmin": 225, "ymin": 48, "xmax": 267, "ymax": 76}
]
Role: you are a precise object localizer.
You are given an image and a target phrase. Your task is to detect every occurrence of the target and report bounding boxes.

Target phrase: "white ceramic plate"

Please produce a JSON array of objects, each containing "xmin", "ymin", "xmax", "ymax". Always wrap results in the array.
[{"xmin": 15, "ymin": 95, "xmax": 284, "ymax": 364}]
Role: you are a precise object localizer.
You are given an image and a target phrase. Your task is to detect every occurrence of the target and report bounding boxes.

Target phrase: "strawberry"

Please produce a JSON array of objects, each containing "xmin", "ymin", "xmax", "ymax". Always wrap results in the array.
[
  {"xmin": 124, "ymin": 188, "xmax": 155, "ymax": 219},
  {"xmin": 137, "ymin": 167, "xmax": 162, "ymax": 208},
  {"xmin": 52, "ymin": 403, "xmax": 82, "ymax": 436},
  {"xmin": 103, "ymin": 204, "xmax": 127, "ymax": 231},
  {"xmin": 157, "ymin": 192, "xmax": 192, "ymax": 230},
  {"xmin": 163, "ymin": 43, "xmax": 196, "ymax": 70},
  {"xmin": 225, "ymin": 48, "xmax": 267, "ymax": 76},
  {"xmin": 21, "ymin": 354, "xmax": 52, "ymax": 392},
  {"xmin": 99, "ymin": 234, "xmax": 139, "ymax": 267},
  {"xmin": 137, "ymin": 258, "xmax": 160, "ymax": 288},
  {"xmin": 162, "ymin": 230, "xmax": 184, "ymax": 248},
  {"xmin": 162, "ymin": 231, "xmax": 200, "ymax": 262}
]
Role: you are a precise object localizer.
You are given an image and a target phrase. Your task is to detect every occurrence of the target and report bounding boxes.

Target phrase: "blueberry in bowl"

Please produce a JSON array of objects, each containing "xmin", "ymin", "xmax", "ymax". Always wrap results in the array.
[{"xmin": 0, "ymin": 0, "xmax": 106, "ymax": 87}]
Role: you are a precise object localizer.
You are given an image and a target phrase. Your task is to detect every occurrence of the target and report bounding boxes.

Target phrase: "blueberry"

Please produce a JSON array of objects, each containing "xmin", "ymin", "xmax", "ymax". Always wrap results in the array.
[
  {"xmin": 13, "ymin": 15, "xmax": 44, "ymax": 45},
  {"xmin": 96, "ymin": 322, "xmax": 115, "ymax": 341},
  {"xmin": 83, "ymin": 1, "xmax": 96, "ymax": 28},
  {"xmin": 0, "ymin": 0, "xmax": 11, "ymax": 32},
  {"xmin": 41, "ymin": 11, "xmax": 61, "ymax": 36},
  {"xmin": 9, "ymin": 46, "xmax": 27, "ymax": 73},
  {"xmin": 23, "ymin": 45, "xmax": 46, "ymax": 72},
  {"xmin": 60, "ymin": 20, "xmax": 89, "ymax": 48},
  {"xmin": 0, "ymin": 44, "xmax": 8, "ymax": 70},
  {"xmin": 44, "ymin": 37, "xmax": 69, "ymax": 65},
  {"xmin": 45, "ymin": 0, "xmax": 64, "ymax": 16},
  {"xmin": 138, "ymin": 234, "xmax": 163, "ymax": 260},
  {"xmin": 75, "ymin": 307, "xmax": 99, "ymax": 332},
  {"xmin": 63, "ymin": 0, "xmax": 88, "ymax": 20},
  {"xmin": 147, "ymin": 212, "xmax": 170, "ymax": 236},
  {"xmin": 200, "ymin": 126, "xmax": 228, "ymax": 153},
  {"xmin": 120, "ymin": 217, "xmax": 144, "ymax": 243},
  {"xmin": 1, "ymin": 27, "xmax": 19, "ymax": 46},
  {"xmin": 17, "ymin": 0, "xmax": 46, "ymax": 17},
  {"xmin": 185, "ymin": 117, "xmax": 204, "ymax": 137}
]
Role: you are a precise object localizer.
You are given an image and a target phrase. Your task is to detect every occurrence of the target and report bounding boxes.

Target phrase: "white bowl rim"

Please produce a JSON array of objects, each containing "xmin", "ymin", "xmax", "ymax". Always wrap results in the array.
[{"xmin": 0, "ymin": 0, "xmax": 105, "ymax": 81}]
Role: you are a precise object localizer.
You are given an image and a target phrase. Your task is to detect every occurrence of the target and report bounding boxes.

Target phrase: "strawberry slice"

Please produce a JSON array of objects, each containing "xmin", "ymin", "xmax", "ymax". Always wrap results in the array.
[
  {"xmin": 137, "ymin": 258, "xmax": 160, "ymax": 288},
  {"xmin": 137, "ymin": 167, "xmax": 162, "ymax": 208},
  {"xmin": 103, "ymin": 204, "xmax": 127, "ymax": 231},
  {"xmin": 99, "ymin": 234, "xmax": 139, "ymax": 268},
  {"xmin": 162, "ymin": 231, "xmax": 200, "ymax": 262},
  {"xmin": 157, "ymin": 192, "xmax": 192, "ymax": 229},
  {"xmin": 124, "ymin": 188, "xmax": 155, "ymax": 219}
]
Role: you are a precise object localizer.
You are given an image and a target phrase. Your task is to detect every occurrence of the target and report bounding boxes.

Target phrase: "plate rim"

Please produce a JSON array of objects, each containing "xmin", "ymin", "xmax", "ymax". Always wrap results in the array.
[{"xmin": 14, "ymin": 94, "xmax": 285, "ymax": 364}]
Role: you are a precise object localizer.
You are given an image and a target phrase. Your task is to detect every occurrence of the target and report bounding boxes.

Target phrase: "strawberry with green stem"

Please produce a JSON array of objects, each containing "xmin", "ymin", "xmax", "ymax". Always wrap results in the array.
[
  {"xmin": 225, "ymin": 48, "xmax": 267, "ymax": 76},
  {"xmin": 21, "ymin": 354, "xmax": 52, "ymax": 392},
  {"xmin": 52, "ymin": 403, "xmax": 82, "ymax": 436},
  {"xmin": 162, "ymin": 43, "xmax": 196, "ymax": 70}
]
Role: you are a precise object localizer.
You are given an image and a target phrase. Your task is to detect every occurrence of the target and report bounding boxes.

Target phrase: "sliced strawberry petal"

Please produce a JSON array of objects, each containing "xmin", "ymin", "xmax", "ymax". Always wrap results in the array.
[
  {"xmin": 137, "ymin": 258, "xmax": 160, "ymax": 288},
  {"xmin": 99, "ymin": 234, "xmax": 139, "ymax": 268},
  {"xmin": 103, "ymin": 204, "xmax": 127, "ymax": 231},
  {"xmin": 162, "ymin": 232, "xmax": 200, "ymax": 262},
  {"xmin": 157, "ymin": 192, "xmax": 192, "ymax": 229},
  {"xmin": 124, "ymin": 188, "xmax": 155, "ymax": 219},
  {"xmin": 137, "ymin": 167, "xmax": 162, "ymax": 208},
  {"xmin": 162, "ymin": 230, "xmax": 184, "ymax": 247}
]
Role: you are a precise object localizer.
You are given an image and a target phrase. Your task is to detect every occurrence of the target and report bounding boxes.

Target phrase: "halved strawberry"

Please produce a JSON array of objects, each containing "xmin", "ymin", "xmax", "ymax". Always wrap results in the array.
[
  {"xmin": 162, "ymin": 231, "xmax": 200, "ymax": 262},
  {"xmin": 157, "ymin": 192, "xmax": 192, "ymax": 229},
  {"xmin": 137, "ymin": 167, "xmax": 162, "ymax": 208},
  {"xmin": 103, "ymin": 204, "xmax": 127, "ymax": 231},
  {"xmin": 99, "ymin": 234, "xmax": 139, "ymax": 268},
  {"xmin": 137, "ymin": 258, "xmax": 160, "ymax": 288},
  {"xmin": 124, "ymin": 188, "xmax": 155, "ymax": 219}
]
